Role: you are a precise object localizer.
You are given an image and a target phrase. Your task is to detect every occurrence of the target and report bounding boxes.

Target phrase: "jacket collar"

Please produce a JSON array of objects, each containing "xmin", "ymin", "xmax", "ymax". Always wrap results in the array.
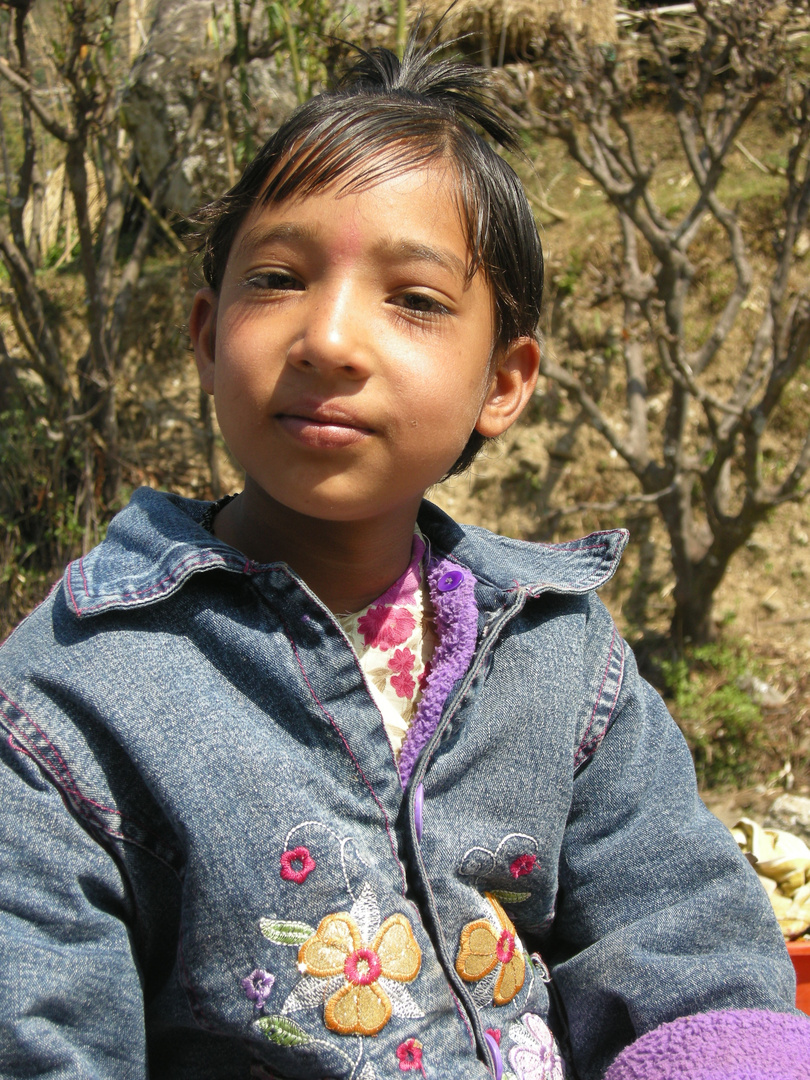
[{"xmin": 65, "ymin": 487, "xmax": 628, "ymax": 618}]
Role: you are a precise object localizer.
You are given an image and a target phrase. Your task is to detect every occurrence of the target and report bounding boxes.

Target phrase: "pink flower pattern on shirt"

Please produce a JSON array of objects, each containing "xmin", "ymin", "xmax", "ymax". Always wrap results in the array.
[
  {"xmin": 389, "ymin": 648, "xmax": 415, "ymax": 675},
  {"xmin": 391, "ymin": 670, "xmax": 416, "ymax": 699},
  {"xmin": 389, "ymin": 648, "xmax": 416, "ymax": 699},
  {"xmin": 357, "ymin": 605, "xmax": 416, "ymax": 651},
  {"xmin": 337, "ymin": 530, "xmax": 437, "ymax": 758}
]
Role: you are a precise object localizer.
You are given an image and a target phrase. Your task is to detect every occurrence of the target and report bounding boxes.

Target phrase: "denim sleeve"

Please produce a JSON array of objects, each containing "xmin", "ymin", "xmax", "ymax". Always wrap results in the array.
[
  {"xmin": 0, "ymin": 733, "xmax": 147, "ymax": 1078},
  {"xmin": 551, "ymin": 640, "xmax": 798, "ymax": 1080}
]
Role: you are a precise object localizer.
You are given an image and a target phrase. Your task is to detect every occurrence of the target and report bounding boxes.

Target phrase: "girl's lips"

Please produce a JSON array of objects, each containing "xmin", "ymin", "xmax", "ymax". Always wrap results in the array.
[{"xmin": 277, "ymin": 413, "xmax": 370, "ymax": 449}]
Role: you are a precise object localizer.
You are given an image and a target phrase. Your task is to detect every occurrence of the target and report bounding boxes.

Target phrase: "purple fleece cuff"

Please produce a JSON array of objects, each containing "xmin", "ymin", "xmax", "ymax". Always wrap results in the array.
[{"xmin": 603, "ymin": 1008, "xmax": 810, "ymax": 1080}]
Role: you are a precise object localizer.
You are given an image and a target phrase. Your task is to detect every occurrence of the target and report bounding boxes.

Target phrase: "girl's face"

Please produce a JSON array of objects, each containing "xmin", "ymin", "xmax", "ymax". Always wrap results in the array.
[{"xmin": 190, "ymin": 161, "xmax": 538, "ymax": 529}]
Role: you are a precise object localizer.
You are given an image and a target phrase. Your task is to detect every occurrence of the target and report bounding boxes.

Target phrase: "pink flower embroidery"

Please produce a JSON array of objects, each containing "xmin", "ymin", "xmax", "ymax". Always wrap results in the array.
[
  {"xmin": 396, "ymin": 1038, "xmax": 424, "ymax": 1072},
  {"xmin": 388, "ymin": 648, "xmax": 415, "ymax": 675},
  {"xmin": 486, "ymin": 1027, "xmax": 501, "ymax": 1044},
  {"xmin": 391, "ymin": 670, "xmax": 416, "ymax": 699},
  {"xmin": 357, "ymin": 605, "xmax": 416, "ymax": 650},
  {"xmin": 510, "ymin": 853, "xmax": 537, "ymax": 879},
  {"xmin": 279, "ymin": 846, "xmax": 316, "ymax": 884}
]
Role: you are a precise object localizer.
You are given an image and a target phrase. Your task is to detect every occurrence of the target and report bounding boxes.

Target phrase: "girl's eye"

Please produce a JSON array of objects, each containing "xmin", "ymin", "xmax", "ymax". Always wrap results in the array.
[
  {"xmin": 245, "ymin": 270, "xmax": 302, "ymax": 291},
  {"xmin": 395, "ymin": 292, "xmax": 449, "ymax": 315}
]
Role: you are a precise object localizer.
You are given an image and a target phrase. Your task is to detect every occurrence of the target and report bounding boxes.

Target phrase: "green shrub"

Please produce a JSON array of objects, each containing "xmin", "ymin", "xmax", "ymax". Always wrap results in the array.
[{"xmin": 658, "ymin": 641, "xmax": 764, "ymax": 788}]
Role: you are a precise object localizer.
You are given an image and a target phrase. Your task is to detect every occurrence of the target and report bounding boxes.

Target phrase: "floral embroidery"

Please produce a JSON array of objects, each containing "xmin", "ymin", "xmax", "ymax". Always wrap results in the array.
[
  {"xmin": 456, "ymin": 893, "xmax": 526, "ymax": 1006},
  {"xmin": 506, "ymin": 1013, "xmax": 566, "ymax": 1080},
  {"xmin": 509, "ymin": 854, "xmax": 537, "ymax": 879},
  {"xmin": 242, "ymin": 968, "xmax": 275, "ymax": 1009},
  {"xmin": 457, "ymin": 835, "xmax": 540, "ymax": 907},
  {"xmin": 357, "ymin": 605, "xmax": 416, "ymax": 650},
  {"xmin": 530, "ymin": 952, "xmax": 552, "ymax": 983},
  {"xmin": 396, "ymin": 1038, "xmax": 424, "ymax": 1072},
  {"xmin": 298, "ymin": 905, "xmax": 422, "ymax": 1035},
  {"xmin": 487, "ymin": 1028, "xmax": 502, "ymax": 1045},
  {"xmin": 280, "ymin": 846, "xmax": 316, "ymax": 884}
]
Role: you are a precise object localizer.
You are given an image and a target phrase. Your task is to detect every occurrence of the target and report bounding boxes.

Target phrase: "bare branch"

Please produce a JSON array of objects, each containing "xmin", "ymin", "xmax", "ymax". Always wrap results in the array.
[
  {"xmin": 0, "ymin": 56, "xmax": 74, "ymax": 142},
  {"xmin": 538, "ymin": 483, "xmax": 678, "ymax": 522},
  {"xmin": 734, "ymin": 138, "xmax": 785, "ymax": 176},
  {"xmin": 540, "ymin": 354, "xmax": 642, "ymax": 473},
  {"xmin": 0, "ymin": 222, "xmax": 70, "ymax": 399}
]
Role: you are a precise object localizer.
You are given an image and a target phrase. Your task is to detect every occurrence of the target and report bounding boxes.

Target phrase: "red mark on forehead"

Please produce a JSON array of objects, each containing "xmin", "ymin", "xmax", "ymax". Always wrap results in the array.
[{"xmin": 326, "ymin": 215, "xmax": 364, "ymax": 264}]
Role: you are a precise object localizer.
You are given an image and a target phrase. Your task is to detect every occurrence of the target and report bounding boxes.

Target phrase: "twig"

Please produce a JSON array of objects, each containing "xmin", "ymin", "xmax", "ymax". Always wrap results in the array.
[
  {"xmin": 105, "ymin": 140, "xmax": 186, "ymax": 255},
  {"xmin": 526, "ymin": 189, "xmax": 569, "ymax": 222},
  {"xmin": 734, "ymin": 139, "xmax": 785, "ymax": 177},
  {"xmin": 539, "ymin": 483, "xmax": 678, "ymax": 520}
]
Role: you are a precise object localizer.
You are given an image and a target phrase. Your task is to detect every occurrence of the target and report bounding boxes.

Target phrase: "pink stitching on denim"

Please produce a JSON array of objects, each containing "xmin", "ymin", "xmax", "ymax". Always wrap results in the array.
[
  {"xmin": 272, "ymin": 564, "xmax": 402, "ymax": 776},
  {"xmin": 65, "ymin": 563, "xmax": 80, "ymax": 614},
  {"xmin": 4, "ymin": 711, "xmax": 123, "ymax": 819},
  {"xmin": 0, "ymin": 686, "xmax": 146, "ymax": 825},
  {"xmin": 79, "ymin": 555, "xmax": 89, "ymax": 595},
  {"xmin": 448, "ymin": 984, "xmax": 477, "ymax": 1046},
  {"xmin": 0, "ymin": 687, "xmax": 88, "ymax": 800},
  {"xmin": 1, "ymin": 686, "xmax": 184, "ymax": 874},
  {"xmin": 3, "ymin": 702, "xmax": 183, "ymax": 873},
  {"xmin": 415, "ymin": 849, "xmax": 477, "ymax": 1045},
  {"xmin": 278, "ymin": 613, "xmax": 408, "ymax": 897},
  {"xmin": 575, "ymin": 628, "xmax": 625, "ymax": 765},
  {"xmin": 68, "ymin": 551, "xmax": 232, "ymax": 615}
]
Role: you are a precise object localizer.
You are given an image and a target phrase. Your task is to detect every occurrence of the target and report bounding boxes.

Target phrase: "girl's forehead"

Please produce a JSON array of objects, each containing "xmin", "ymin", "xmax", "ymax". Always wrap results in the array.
[{"xmin": 238, "ymin": 159, "xmax": 476, "ymax": 266}]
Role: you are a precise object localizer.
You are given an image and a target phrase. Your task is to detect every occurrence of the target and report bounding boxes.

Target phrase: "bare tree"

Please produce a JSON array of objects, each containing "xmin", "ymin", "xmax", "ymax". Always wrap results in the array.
[
  {"xmin": 508, "ymin": 0, "xmax": 810, "ymax": 643},
  {"xmin": 0, "ymin": 0, "xmax": 198, "ymax": 536}
]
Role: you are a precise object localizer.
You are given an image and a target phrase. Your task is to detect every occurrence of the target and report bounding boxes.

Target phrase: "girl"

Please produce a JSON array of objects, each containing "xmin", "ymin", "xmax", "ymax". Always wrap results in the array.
[{"xmin": 0, "ymin": 29, "xmax": 807, "ymax": 1080}]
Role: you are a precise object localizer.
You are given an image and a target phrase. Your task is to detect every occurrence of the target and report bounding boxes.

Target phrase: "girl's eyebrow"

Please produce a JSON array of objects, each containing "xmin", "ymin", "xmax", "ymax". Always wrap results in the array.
[
  {"xmin": 376, "ymin": 238, "xmax": 468, "ymax": 282},
  {"xmin": 236, "ymin": 221, "xmax": 318, "ymax": 257},
  {"xmin": 236, "ymin": 222, "xmax": 468, "ymax": 281}
]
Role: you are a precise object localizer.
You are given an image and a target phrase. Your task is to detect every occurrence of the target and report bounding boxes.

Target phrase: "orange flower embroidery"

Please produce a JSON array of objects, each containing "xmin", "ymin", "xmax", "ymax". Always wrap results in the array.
[
  {"xmin": 298, "ymin": 908, "xmax": 422, "ymax": 1036},
  {"xmin": 456, "ymin": 893, "xmax": 526, "ymax": 1006}
]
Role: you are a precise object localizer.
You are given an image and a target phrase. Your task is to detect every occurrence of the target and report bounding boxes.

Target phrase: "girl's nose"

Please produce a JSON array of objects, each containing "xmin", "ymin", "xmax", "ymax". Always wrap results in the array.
[{"xmin": 286, "ymin": 280, "xmax": 372, "ymax": 378}]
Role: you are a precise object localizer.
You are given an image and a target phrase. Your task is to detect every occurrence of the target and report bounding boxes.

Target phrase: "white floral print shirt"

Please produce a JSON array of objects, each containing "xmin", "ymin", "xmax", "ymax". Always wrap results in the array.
[{"xmin": 337, "ymin": 530, "xmax": 437, "ymax": 759}]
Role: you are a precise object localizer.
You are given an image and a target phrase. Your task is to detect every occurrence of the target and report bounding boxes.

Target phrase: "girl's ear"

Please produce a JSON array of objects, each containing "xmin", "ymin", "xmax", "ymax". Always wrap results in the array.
[
  {"xmin": 189, "ymin": 288, "xmax": 218, "ymax": 395},
  {"xmin": 475, "ymin": 336, "xmax": 541, "ymax": 438}
]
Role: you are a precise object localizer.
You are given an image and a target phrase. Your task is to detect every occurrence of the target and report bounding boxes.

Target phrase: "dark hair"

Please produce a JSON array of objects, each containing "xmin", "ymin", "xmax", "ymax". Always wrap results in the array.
[{"xmin": 197, "ymin": 29, "xmax": 543, "ymax": 477}]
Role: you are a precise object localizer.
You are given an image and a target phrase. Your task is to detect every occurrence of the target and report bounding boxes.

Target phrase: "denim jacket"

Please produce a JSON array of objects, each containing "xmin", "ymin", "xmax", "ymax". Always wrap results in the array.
[{"xmin": 0, "ymin": 488, "xmax": 798, "ymax": 1080}]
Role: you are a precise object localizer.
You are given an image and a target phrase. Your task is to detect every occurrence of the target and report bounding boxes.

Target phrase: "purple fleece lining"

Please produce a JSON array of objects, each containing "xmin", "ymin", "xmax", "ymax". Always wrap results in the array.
[
  {"xmin": 398, "ymin": 558, "xmax": 479, "ymax": 788},
  {"xmin": 604, "ymin": 1008, "xmax": 810, "ymax": 1080}
]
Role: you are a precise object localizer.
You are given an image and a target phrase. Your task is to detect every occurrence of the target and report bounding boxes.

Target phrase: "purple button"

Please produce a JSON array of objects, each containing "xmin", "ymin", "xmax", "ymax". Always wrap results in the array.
[
  {"xmin": 437, "ymin": 569, "xmax": 464, "ymax": 592},
  {"xmin": 484, "ymin": 1031, "xmax": 503, "ymax": 1080},
  {"xmin": 414, "ymin": 783, "xmax": 424, "ymax": 842}
]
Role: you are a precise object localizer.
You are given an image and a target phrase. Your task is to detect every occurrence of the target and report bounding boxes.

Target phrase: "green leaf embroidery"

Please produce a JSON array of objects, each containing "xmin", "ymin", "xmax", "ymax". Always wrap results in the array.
[
  {"xmin": 256, "ymin": 1014, "xmax": 312, "ymax": 1046},
  {"xmin": 259, "ymin": 918, "xmax": 314, "ymax": 946},
  {"xmin": 490, "ymin": 889, "xmax": 531, "ymax": 904}
]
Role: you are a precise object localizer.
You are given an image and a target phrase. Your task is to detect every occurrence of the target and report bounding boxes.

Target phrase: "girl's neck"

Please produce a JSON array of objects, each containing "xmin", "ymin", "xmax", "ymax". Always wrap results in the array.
[{"xmin": 212, "ymin": 484, "xmax": 423, "ymax": 614}]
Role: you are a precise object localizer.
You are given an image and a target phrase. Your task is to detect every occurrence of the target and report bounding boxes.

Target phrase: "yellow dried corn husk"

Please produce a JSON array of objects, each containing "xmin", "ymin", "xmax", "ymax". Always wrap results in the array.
[{"xmin": 731, "ymin": 817, "xmax": 810, "ymax": 939}]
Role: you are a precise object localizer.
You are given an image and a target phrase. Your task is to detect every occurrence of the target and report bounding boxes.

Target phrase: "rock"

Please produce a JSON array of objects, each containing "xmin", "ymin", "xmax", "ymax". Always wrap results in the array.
[
  {"xmin": 121, "ymin": 0, "xmax": 299, "ymax": 215},
  {"xmin": 737, "ymin": 674, "xmax": 789, "ymax": 708},
  {"xmin": 765, "ymin": 795, "xmax": 810, "ymax": 848}
]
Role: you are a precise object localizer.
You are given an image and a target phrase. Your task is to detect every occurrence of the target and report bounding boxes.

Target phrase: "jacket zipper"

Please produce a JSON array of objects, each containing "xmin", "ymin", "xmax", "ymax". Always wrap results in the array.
[{"xmin": 406, "ymin": 588, "xmax": 530, "ymax": 1073}]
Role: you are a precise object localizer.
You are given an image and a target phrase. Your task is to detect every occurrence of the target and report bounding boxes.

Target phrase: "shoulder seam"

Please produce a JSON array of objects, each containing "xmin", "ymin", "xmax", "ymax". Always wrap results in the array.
[{"xmin": 0, "ymin": 687, "xmax": 183, "ymax": 876}]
